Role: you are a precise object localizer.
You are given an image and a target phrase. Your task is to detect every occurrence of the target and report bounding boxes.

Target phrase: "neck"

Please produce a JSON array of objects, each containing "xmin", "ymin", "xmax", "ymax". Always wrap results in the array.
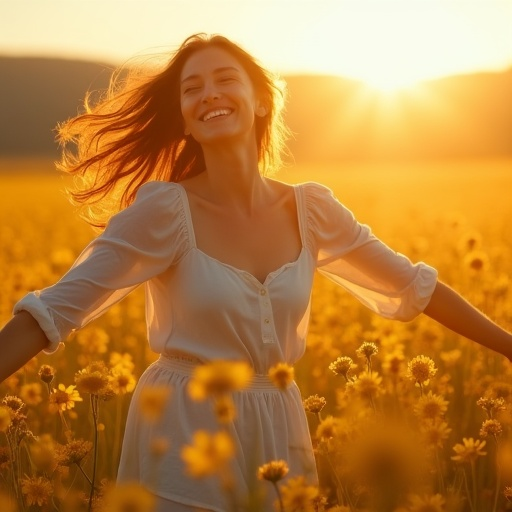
[{"xmin": 200, "ymin": 143, "xmax": 268, "ymax": 214}]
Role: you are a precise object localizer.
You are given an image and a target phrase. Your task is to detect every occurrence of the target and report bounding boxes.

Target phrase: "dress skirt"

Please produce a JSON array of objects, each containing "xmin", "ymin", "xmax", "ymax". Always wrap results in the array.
[{"xmin": 117, "ymin": 356, "xmax": 318, "ymax": 512}]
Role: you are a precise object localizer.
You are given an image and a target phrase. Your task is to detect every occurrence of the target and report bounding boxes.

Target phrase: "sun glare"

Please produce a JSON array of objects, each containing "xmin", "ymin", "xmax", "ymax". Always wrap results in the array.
[
  {"xmin": 292, "ymin": 1, "xmax": 509, "ymax": 93},
  {"xmin": 353, "ymin": 68, "xmax": 423, "ymax": 93}
]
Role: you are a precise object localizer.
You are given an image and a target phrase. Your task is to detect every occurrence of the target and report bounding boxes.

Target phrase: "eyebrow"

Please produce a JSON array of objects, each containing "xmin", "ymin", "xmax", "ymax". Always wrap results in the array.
[{"xmin": 181, "ymin": 66, "xmax": 241, "ymax": 84}]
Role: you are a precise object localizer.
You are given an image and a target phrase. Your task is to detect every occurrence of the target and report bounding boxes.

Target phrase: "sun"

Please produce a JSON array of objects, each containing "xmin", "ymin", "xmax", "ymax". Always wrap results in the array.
[
  {"xmin": 292, "ymin": 1, "xmax": 493, "ymax": 93},
  {"xmin": 348, "ymin": 63, "xmax": 425, "ymax": 93}
]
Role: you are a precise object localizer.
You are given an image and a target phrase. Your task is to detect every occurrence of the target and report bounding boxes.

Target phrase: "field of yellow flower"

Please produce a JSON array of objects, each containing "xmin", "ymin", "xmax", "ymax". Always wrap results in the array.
[{"xmin": 1, "ymin": 158, "xmax": 511, "ymax": 511}]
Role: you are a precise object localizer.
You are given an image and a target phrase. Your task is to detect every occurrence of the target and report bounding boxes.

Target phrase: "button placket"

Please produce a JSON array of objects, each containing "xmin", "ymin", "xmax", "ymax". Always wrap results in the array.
[{"xmin": 258, "ymin": 286, "xmax": 275, "ymax": 344}]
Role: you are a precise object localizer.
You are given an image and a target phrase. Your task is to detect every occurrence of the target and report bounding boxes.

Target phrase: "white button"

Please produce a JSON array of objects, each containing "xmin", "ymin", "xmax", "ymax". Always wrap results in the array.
[
  {"xmin": 260, "ymin": 289, "xmax": 266, "ymax": 296},
  {"xmin": 264, "ymin": 318, "xmax": 270, "ymax": 324}
]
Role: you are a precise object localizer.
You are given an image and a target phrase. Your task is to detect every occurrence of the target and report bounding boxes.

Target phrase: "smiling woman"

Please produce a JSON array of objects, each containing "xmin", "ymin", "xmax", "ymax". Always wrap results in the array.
[{"xmin": 180, "ymin": 48, "xmax": 268, "ymax": 146}]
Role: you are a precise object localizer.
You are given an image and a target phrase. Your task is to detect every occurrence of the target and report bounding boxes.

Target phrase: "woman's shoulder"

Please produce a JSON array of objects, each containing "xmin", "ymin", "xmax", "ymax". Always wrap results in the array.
[
  {"xmin": 102, "ymin": 180, "xmax": 191, "ymax": 253},
  {"xmin": 296, "ymin": 180, "xmax": 334, "ymax": 195},
  {"xmin": 108, "ymin": 180, "xmax": 186, "ymax": 232},
  {"xmin": 264, "ymin": 178, "xmax": 333, "ymax": 197},
  {"xmin": 129, "ymin": 180, "xmax": 186, "ymax": 212},
  {"xmin": 136, "ymin": 180, "xmax": 182, "ymax": 198},
  {"xmin": 292, "ymin": 181, "xmax": 340, "ymax": 210}
]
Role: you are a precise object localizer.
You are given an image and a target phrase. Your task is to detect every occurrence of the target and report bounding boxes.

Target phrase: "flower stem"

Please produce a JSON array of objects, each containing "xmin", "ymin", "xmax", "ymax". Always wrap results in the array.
[
  {"xmin": 76, "ymin": 462, "xmax": 94, "ymax": 487},
  {"xmin": 491, "ymin": 436, "xmax": 501, "ymax": 512},
  {"xmin": 88, "ymin": 395, "xmax": 99, "ymax": 512},
  {"xmin": 470, "ymin": 460, "xmax": 478, "ymax": 512},
  {"xmin": 272, "ymin": 481, "xmax": 284, "ymax": 512},
  {"xmin": 435, "ymin": 447, "xmax": 445, "ymax": 495},
  {"xmin": 462, "ymin": 467, "xmax": 475, "ymax": 512},
  {"xmin": 112, "ymin": 395, "xmax": 123, "ymax": 476},
  {"xmin": 325, "ymin": 451, "xmax": 353, "ymax": 509}
]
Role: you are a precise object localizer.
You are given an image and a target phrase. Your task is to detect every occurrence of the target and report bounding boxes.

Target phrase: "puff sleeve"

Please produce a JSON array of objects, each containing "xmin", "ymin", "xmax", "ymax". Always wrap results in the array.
[
  {"xmin": 304, "ymin": 182, "xmax": 438, "ymax": 321},
  {"xmin": 13, "ymin": 182, "xmax": 189, "ymax": 353}
]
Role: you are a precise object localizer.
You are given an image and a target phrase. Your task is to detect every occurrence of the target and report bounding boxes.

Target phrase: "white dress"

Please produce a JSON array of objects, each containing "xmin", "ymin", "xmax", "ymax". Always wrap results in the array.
[{"xmin": 14, "ymin": 181, "xmax": 438, "ymax": 511}]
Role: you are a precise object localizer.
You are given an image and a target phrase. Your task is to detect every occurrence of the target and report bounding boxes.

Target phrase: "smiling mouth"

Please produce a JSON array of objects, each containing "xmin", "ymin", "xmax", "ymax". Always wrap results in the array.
[{"xmin": 202, "ymin": 108, "xmax": 233, "ymax": 122}]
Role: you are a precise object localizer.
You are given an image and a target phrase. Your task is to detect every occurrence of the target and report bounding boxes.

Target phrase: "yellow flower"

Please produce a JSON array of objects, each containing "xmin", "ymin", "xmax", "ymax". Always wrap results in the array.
[
  {"xmin": 268, "ymin": 363, "xmax": 294, "ymax": 390},
  {"xmin": 458, "ymin": 231, "xmax": 482, "ymax": 253},
  {"xmin": 110, "ymin": 351, "xmax": 135, "ymax": 372},
  {"xmin": 351, "ymin": 371, "xmax": 383, "ymax": 401},
  {"xmin": 213, "ymin": 395, "xmax": 236, "ymax": 424},
  {"xmin": 480, "ymin": 419, "xmax": 503, "ymax": 438},
  {"xmin": 476, "ymin": 396, "xmax": 506, "ymax": 418},
  {"xmin": 30, "ymin": 434, "xmax": 58, "ymax": 473},
  {"xmin": 414, "ymin": 391, "xmax": 449, "ymax": 421},
  {"xmin": 329, "ymin": 356, "xmax": 356, "ymax": 381},
  {"xmin": 74, "ymin": 361, "xmax": 114, "ymax": 398},
  {"xmin": 19, "ymin": 382, "xmax": 43, "ymax": 406},
  {"xmin": 48, "ymin": 384, "xmax": 83, "ymax": 413},
  {"xmin": 110, "ymin": 368, "xmax": 137, "ymax": 395},
  {"xmin": 382, "ymin": 350, "xmax": 405, "ymax": 376},
  {"xmin": 303, "ymin": 394, "xmax": 327, "ymax": 414},
  {"xmin": 347, "ymin": 422, "xmax": 421, "ymax": 495},
  {"xmin": 38, "ymin": 364, "xmax": 56, "ymax": 384},
  {"xmin": 2, "ymin": 395, "xmax": 25, "ymax": 412},
  {"xmin": 21, "ymin": 476, "xmax": 53, "ymax": 507},
  {"xmin": 451, "ymin": 437, "xmax": 487, "ymax": 463},
  {"xmin": 406, "ymin": 355, "xmax": 437, "ymax": 387},
  {"xmin": 102, "ymin": 482, "xmax": 155, "ymax": 512},
  {"xmin": 407, "ymin": 492, "xmax": 445, "ymax": 512},
  {"xmin": 57, "ymin": 438, "xmax": 93, "ymax": 466},
  {"xmin": 138, "ymin": 385, "xmax": 172, "ymax": 422},
  {"xmin": 356, "ymin": 341, "xmax": 379, "ymax": 366},
  {"xmin": 258, "ymin": 459, "xmax": 289, "ymax": 482},
  {"xmin": 280, "ymin": 476, "xmax": 319, "ymax": 512},
  {"xmin": 439, "ymin": 349, "xmax": 462, "ymax": 368},
  {"xmin": 463, "ymin": 249, "xmax": 489, "ymax": 273},
  {"xmin": 181, "ymin": 430, "xmax": 235, "ymax": 478},
  {"xmin": 188, "ymin": 360, "xmax": 254, "ymax": 400},
  {"xmin": 76, "ymin": 327, "xmax": 110, "ymax": 356},
  {"xmin": 316, "ymin": 415, "xmax": 337, "ymax": 441},
  {"xmin": 420, "ymin": 420, "xmax": 452, "ymax": 449},
  {"xmin": 0, "ymin": 406, "xmax": 12, "ymax": 432}
]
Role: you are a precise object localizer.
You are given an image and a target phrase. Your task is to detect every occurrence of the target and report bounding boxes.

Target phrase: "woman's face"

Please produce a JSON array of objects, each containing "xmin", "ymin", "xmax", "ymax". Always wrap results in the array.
[{"xmin": 180, "ymin": 46, "xmax": 265, "ymax": 147}]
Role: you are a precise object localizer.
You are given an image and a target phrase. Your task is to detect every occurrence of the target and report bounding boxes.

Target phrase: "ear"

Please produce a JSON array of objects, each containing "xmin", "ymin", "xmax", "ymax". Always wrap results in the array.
[
  {"xmin": 184, "ymin": 126, "xmax": 191, "ymax": 136},
  {"xmin": 255, "ymin": 103, "xmax": 268, "ymax": 118}
]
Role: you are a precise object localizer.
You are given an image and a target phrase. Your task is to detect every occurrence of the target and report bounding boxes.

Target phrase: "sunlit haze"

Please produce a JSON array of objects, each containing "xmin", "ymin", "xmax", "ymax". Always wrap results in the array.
[{"xmin": 2, "ymin": 0, "xmax": 512, "ymax": 92}]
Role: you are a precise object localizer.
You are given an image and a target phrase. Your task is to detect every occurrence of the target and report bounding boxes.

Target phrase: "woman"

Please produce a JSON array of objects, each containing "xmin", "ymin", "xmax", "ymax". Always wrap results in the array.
[{"xmin": 1, "ymin": 34, "xmax": 511, "ymax": 511}]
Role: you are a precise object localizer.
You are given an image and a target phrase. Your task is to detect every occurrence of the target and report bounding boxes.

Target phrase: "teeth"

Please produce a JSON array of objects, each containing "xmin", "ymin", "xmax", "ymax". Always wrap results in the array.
[{"xmin": 203, "ymin": 109, "xmax": 231, "ymax": 122}]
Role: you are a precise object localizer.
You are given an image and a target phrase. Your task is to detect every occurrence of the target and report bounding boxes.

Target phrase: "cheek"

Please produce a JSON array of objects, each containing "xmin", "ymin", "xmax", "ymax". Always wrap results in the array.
[
  {"xmin": 180, "ymin": 94, "xmax": 195, "ymax": 117},
  {"xmin": 180, "ymin": 100, "xmax": 189, "ymax": 119}
]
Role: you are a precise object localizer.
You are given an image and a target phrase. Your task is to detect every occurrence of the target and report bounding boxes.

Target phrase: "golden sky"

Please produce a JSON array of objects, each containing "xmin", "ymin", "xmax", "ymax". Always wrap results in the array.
[{"xmin": 2, "ymin": 0, "xmax": 512, "ymax": 90}]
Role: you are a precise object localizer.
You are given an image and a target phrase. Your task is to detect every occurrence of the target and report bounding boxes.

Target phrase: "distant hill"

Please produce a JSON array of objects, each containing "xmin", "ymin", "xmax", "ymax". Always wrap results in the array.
[
  {"xmin": 0, "ymin": 57, "xmax": 114, "ymax": 156},
  {"xmin": 0, "ymin": 56, "xmax": 511, "ymax": 162}
]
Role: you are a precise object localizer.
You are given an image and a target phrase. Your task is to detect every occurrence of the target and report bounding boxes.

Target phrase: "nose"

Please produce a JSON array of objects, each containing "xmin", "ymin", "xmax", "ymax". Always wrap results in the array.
[{"xmin": 201, "ymin": 81, "xmax": 220, "ymax": 103}]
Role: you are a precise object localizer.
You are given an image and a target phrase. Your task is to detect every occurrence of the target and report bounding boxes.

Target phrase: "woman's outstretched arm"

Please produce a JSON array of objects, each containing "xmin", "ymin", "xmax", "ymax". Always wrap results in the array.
[
  {"xmin": 423, "ymin": 280, "xmax": 512, "ymax": 361},
  {"xmin": 0, "ymin": 312, "xmax": 50, "ymax": 383}
]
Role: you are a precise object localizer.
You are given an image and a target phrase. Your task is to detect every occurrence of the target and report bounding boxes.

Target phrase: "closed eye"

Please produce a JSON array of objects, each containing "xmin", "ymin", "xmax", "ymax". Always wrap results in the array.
[
  {"xmin": 182, "ymin": 85, "xmax": 201, "ymax": 94},
  {"xmin": 218, "ymin": 76, "xmax": 238, "ymax": 84}
]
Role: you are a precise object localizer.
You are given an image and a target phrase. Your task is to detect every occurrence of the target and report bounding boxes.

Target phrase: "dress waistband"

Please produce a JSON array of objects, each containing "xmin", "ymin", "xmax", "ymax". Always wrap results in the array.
[{"xmin": 155, "ymin": 354, "xmax": 283, "ymax": 391}]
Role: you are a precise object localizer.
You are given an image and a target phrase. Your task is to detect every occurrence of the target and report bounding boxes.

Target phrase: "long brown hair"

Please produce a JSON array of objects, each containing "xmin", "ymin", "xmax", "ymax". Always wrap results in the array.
[{"xmin": 57, "ymin": 33, "xmax": 289, "ymax": 229}]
